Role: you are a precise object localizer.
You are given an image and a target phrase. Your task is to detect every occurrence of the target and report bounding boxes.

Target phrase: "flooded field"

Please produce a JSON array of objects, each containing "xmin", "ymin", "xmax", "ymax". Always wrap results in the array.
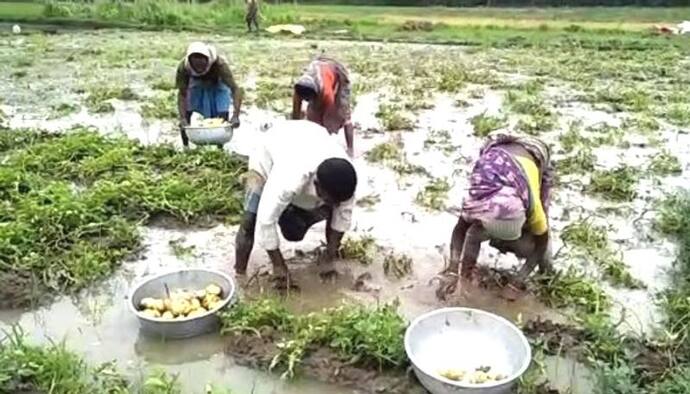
[{"xmin": 1, "ymin": 26, "xmax": 689, "ymax": 393}]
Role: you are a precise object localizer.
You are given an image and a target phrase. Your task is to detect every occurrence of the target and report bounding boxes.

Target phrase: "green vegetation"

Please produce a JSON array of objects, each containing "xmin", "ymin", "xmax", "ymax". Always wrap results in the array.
[
  {"xmin": 366, "ymin": 140, "xmax": 403, "ymax": 163},
  {"xmin": 588, "ymin": 166, "xmax": 640, "ymax": 202},
  {"xmin": 383, "ymin": 253, "xmax": 412, "ymax": 279},
  {"xmin": 356, "ymin": 194, "xmax": 381, "ymax": 208},
  {"xmin": 0, "ymin": 128, "xmax": 244, "ymax": 306},
  {"xmin": 50, "ymin": 102, "xmax": 80, "ymax": 119},
  {"xmin": 648, "ymin": 150, "xmax": 682, "ymax": 176},
  {"xmin": 532, "ymin": 268, "xmax": 609, "ymax": 314},
  {"xmin": 0, "ymin": 326, "xmax": 181, "ymax": 394},
  {"xmin": 85, "ymin": 85, "xmax": 138, "ymax": 113},
  {"xmin": 141, "ymin": 91, "xmax": 177, "ymax": 119},
  {"xmin": 340, "ymin": 235, "xmax": 378, "ymax": 265},
  {"xmin": 561, "ymin": 219, "xmax": 644, "ymax": 288},
  {"xmin": 220, "ymin": 299, "xmax": 407, "ymax": 378},
  {"xmin": 376, "ymin": 103, "xmax": 415, "ymax": 131},
  {"xmin": 424, "ymin": 129, "xmax": 455, "ymax": 155},
  {"xmin": 470, "ymin": 112, "xmax": 505, "ymax": 137},
  {"xmin": 558, "ymin": 147, "xmax": 596, "ymax": 176},
  {"xmin": 415, "ymin": 177, "xmax": 450, "ymax": 210}
]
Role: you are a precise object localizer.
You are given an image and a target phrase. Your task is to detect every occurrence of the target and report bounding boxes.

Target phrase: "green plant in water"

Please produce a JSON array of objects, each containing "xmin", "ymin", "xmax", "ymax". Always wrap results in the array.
[
  {"xmin": 415, "ymin": 178, "xmax": 450, "ymax": 211},
  {"xmin": 365, "ymin": 140, "xmax": 403, "ymax": 164},
  {"xmin": 558, "ymin": 147, "xmax": 596, "ymax": 176},
  {"xmin": 505, "ymin": 89, "xmax": 552, "ymax": 118},
  {"xmin": 0, "ymin": 128, "xmax": 245, "ymax": 306},
  {"xmin": 376, "ymin": 103, "xmax": 415, "ymax": 131},
  {"xmin": 648, "ymin": 150, "xmax": 682, "ymax": 176},
  {"xmin": 533, "ymin": 267, "xmax": 609, "ymax": 314},
  {"xmin": 470, "ymin": 112, "xmax": 506, "ymax": 137},
  {"xmin": 424, "ymin": 129, "xmax": 454, "ymax": 155},
  {"xmin": 559, "ymin": 121, "xmax": 583, "ymax": 154},
  {"xmin": 85, "ymin": 85, "xmax": 138, "ymax": 113},
  {"xmin": 340, "ymin": 235, "xmax": 378, "ymax": 265},
  {"xmin": 50, "ymin": 103, "xmax": 79, "ymax": 120},
  {"xmin": 663, "ymin": 104, "xmax": 690, "ymax": 127},
  {"xmin": 515, "ymin": 113, "xmax": 555, "ymax": 136},
  {"xmin": 168, "ymin": 237, "xmax": 195, "ymax": 259},
  {"xmin": 220, "ymin": 300, "xmax": 408, "ymax": 378},
  {"xmin": 561, "ymin": 219, "xmax": 608, "ymax": 250},
  {"xmin": 561, "ymin": 219, "xmax": 643, "ymax": 288},
  {"xmin": 356, "ymin": 194, "xmax": 381, "ymax": 208},
  {"xmin": 254, "ymin": 80, "xmax": 291, "ymax": 111},
  {"xmin": 0, "ymin": 326, "xmax": 181, "ymax": 393},
  {"xmin": 383, "ymin": 253, "xmax": 412, "ymax": 279},
  {"xmin": 588, "ymin": 166, "xmax": 639, "ymax": 202},
  {"xmin": 141, "ymin": 91, "xmax": 177, "ymax": 119}
]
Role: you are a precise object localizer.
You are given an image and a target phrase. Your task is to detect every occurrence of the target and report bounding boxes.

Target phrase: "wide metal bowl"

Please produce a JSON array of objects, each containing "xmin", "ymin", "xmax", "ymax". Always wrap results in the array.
[
  {"xmin": 404, "ymin": 308, "xmax": 531, "ymax": 394},
  {"xmin": 129, "ymin": 269, "xmax": 236, "ymax": 339},
  {"xmin": 185, "ymin": 125, "xmax": 234, "ymax": 146}
]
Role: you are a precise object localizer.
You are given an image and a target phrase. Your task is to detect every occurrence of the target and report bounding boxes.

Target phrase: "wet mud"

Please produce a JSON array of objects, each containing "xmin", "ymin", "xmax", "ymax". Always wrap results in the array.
[{"xmin": 225, "ymin": 330, "xmax": 424, "ymax": 394}]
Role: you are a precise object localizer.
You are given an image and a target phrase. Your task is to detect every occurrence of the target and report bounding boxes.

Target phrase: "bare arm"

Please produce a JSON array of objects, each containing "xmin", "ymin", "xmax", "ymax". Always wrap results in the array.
[
  {"xmin": 177, "ymin": 89, "xmax": 187, "ymax": 124},
  {"xmin": 291, "ymin": 91, "xmax": 303, "ymax": 120},
  {"xmin": 517, "ymin": 231, "xmax": 551, "ymax": 280},
  {"xmin": 447, "ymin": 217, "xmax": 471, "ymax": 274},
  {"xmin": 459, "ymin": 221, "xmax": 486, "ymax": 277},
  {"xmin": 343, "ymin": 121, "xmax": 354, "ymax": 157}
]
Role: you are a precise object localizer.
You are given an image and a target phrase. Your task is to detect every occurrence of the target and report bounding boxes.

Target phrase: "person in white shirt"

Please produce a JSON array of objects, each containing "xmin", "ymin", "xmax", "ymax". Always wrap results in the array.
[{"xmin": 234, "ymin": 120, "xmax": 358, "ymax": 289}]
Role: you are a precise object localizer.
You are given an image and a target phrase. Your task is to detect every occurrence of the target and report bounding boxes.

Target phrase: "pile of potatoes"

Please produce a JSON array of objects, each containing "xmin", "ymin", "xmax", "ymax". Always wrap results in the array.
[
  {"xmin": 198, "ymin": 117, "xmax": 227, "ymax": 127},
  {"xmin": 138, "ymin": 283, "xmax": 223, "ymax": 320}
]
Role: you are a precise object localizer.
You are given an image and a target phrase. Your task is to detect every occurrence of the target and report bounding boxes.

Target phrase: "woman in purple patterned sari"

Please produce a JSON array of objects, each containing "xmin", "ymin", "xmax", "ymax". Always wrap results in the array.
[{"xmin": 436, "ymin": 134, "xmax": 554, "ymax": 301}]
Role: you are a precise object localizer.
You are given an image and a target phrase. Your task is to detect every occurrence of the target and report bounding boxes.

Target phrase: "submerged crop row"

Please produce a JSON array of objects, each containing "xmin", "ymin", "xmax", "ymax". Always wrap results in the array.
[{"xmin": 0, "ymin": 128, "xmax": 246, "ymax": 307}]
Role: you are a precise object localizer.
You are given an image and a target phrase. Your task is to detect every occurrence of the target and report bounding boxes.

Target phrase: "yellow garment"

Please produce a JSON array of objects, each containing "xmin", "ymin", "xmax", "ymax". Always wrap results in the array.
[{"xmin": 514, "ymin": 155, "xmax": 548, "ymax": 235}]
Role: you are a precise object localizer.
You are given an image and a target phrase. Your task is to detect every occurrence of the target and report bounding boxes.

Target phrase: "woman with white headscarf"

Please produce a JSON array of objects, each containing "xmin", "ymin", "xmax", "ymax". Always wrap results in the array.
[{"xmin": 176, "ymin": 42, "xmax": 243, "ymax": 147}]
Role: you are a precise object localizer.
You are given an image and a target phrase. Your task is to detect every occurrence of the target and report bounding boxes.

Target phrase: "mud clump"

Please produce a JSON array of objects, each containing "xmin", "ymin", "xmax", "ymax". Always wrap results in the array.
[{"xmin": 225, "ymin": 330, "xmax": 423, "ymax": 394}]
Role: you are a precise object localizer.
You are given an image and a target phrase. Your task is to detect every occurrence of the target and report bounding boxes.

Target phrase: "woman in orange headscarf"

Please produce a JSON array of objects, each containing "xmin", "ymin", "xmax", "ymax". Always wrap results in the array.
[{"xmin": 292, "ymin": 57, "xmax": 354, "ymax": 157}]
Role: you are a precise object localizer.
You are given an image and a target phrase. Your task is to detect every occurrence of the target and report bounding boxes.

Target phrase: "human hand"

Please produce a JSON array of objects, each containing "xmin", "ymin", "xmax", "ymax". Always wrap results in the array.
[
  {"xmin": 433, "ymin": 270, "xmax": 459, "ymax": 301},
  {"xmin": 230, "ymin": 115, "xmax": 240, "ymax": 128}
]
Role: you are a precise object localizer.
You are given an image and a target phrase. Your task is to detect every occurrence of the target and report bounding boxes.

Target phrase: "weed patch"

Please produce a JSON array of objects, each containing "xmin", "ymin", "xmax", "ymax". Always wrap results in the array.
[
  {"xmin": 141, "ymin": 91, "xmax": 177, "ymax": 119},
  {"xmin": 415, "ymin": 177, "xmax": 450, "ymax": 211},
  {"xmin": 376, "ymin": 103, "xmax": 415, "ymax": 131},
  {"xmin": 648, "ymin": 150, "xmax": 682, "ymax": 176},
  {"xmin": 0, "ymin": 326, "xmax": 181, "ymax": 393},
  {"xmin": 558, "ymin": 147, "xmax": 596, "ymax": 176},
  {"xmin": 588, "ymin": 166, "xmax": 639, "ymax": 202},
  {"xmin": 470, "ymin": 112, "xmax": 506, "ymax": 137},
  {"xmin": 220, "ymin": 299, "xmax": 407, "ymax": 378},
  {"xmin": 0, "ymin": 128, "xmax": 245, "ymax": 306},
  {"xmin": 383, "ymin": 253, "xmax": 412, "ymax": 279},
  {"xmin": 532, "ymin": 268, "xmax": 609, "ymax": 314},
  {"xmin": 85, "ymin": 85, "xmax": 138, "ymax": 113},
  {"xmin": 424, "ymin": 129, "xmax": 455, "ymax": 155},
  {"xmin": 340, "ymin": 235, "xmax": 378, "ymax": 265}
]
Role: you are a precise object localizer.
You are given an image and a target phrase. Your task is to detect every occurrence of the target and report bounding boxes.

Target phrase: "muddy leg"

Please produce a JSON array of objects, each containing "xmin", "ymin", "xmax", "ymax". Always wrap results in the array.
[{"xmin": 234, "ymin": 212, "xmax": 256, "ymax": 275}]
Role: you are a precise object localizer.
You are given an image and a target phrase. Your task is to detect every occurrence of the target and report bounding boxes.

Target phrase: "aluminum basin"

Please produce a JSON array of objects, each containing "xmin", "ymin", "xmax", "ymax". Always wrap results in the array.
[
  {"xmin": 129, "ymin": 269, "xmax": 235, "ymax": 339},
  {"xmin": 405, "ymin": 307, "xmax": 531, "ymax": 394}
]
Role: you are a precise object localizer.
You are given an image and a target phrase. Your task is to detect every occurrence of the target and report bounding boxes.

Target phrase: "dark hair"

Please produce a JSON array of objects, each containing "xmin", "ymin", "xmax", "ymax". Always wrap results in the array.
[
  {"xmin": 316, "ymin": 158, "xmax": 357, "ymax": 202},
  {"xmin": 295, "ymin": 84, "xmax": 317, "ymax": 101}
]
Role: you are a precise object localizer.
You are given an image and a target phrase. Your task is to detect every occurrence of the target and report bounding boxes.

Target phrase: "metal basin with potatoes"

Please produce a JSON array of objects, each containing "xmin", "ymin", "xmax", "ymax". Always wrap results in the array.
[
  {"xmin": 129, "ymin": 269, "xmax": 236, "ymax": 339},
  {"xmin": 185, "ymin": 124, "xmax": 234, "ymax": 146},
  {"xmin": 404, "ymin": 307, "xmax": 531, "ymax": 394}
]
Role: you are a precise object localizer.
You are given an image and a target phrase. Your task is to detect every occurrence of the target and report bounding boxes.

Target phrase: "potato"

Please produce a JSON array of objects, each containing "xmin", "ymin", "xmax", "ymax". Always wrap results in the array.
[
  {"xmin": 191, "ymin": 298, "xmax": 201, "ymax": 310},
  {"xmin": 205, "ymin": 283, "xmax": 222, "ymax": 296},
  {"xmin": 141, "ymin": 308, "xmax": 161, "ymax": 318},
  {"xmin": 170, "ymin": 298, "xmax": 190, "ymax": 316},
  {"xmin": 194, "ymin": 290, "xmax": 206, "ymax": 299},
  {"xmin": 161, "ymin": 311, "xmax": 174, "ymax": 320},
  {"xmin": 152, "ymin": 299, "xmax": 166, "ymax": 312},
  {"xmin": 163, "ymin": 298, "xmax": 173, "ymax": 312},
  {"xmin": 140, "ymin": 297, "xmax": 157, "ymax": 310},
  {"xmin": 187, "ymin": 309, "xmax": 206, "ymax": 318},
  {"xmin": 439, "ymin": 369, "xmax": 465, "ymax": 381},
  {"xmin": 202, "ymin": 294, "xmax": 221, "ymax": 309}
]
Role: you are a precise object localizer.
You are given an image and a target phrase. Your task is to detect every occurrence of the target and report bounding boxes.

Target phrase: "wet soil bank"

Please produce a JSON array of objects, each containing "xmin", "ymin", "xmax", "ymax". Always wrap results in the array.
[{"xmin": 225, "ymin": 328, "xmax": 425, "ymax": 394}]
